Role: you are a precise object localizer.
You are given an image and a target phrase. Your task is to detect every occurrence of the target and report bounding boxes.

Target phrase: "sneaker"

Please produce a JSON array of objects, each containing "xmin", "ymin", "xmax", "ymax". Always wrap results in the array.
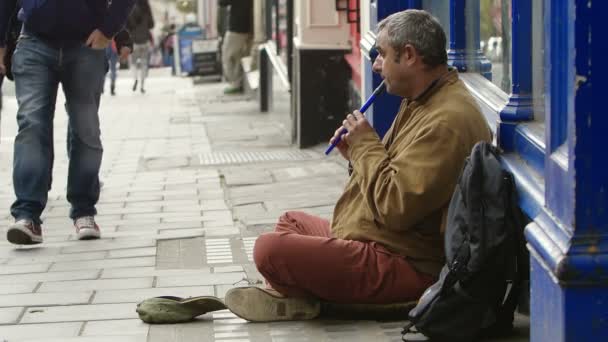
[
  {"xmin": 223, "ymin": 85, "xmax": 243, "ymax": 95},
  {"xmin": 7, "ymin": 219, "xmax": 43, "ymax": 245},
  {"xmin": 224, "ymin": 287, "xmax": 320, "ymax": 322},
  {"xmin": 74, "ymin": 216, "xmax": 101, "ymax": 240}
]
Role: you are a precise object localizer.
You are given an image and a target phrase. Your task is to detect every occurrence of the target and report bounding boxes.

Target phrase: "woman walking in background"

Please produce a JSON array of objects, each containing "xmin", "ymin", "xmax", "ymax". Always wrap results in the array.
[{"xmin": 127, "ymin": 0, "xmax": 154, "ymax": 93}]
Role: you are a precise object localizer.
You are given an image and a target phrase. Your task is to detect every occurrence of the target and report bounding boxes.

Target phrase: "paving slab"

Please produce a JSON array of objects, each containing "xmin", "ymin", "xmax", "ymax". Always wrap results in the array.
[
  {"xmin": 0, "ymin": 283, "xmax": 38, "ymax": 294},
  {"xmin": 0, "ymin": 322, "xmax": 82, "ymax": 340},
  {"xmin": 156, "ymin": 272, "xmax": 246, "ymax": 287},
  {"xmin": 0, "ymin": 307, "xmax": 23, "ymax": 324},
  {"xmin": 38, "ymin": 277, "xmax": 153, "ymax": 293},
  {"xmin": 82, "ymin": 319, "xmax": 149, "ymax": 336},
  {"xmin": 101, "ymin": 267, "xmax": 210, "ymax": 279},
  {"xmin": 20, "ymin": 303, "xmax": 139, "ymax": 323},
  {"xmin": 107, "ymin": 247, "xmax": 157, "ymax": 258},
  {"xmin": 50, "ymin": 256, "xmax": 155, "ymax": 272},
  {"xmin": 60, "ymin": 240, "xmax": 156, "ymax": 254},
  {"xmin": 0, "ymin": 270, "xmax": 99, "ymax": 284},
  {"xmin": 0, "ymin": 291, "xmax": 92, "ymax": 307},
  {"xmin": 18, "ymin": 335, "xmax": 148, "ymax": 342},
  {"xmin": 156, "ymin": 237, "xmax": 205, "ymax": 269}
]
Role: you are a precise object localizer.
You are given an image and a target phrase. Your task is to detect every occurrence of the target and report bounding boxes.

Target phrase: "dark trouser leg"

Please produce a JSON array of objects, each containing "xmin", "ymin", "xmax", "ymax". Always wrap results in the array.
[
  {"xmin": 60, "ymin": 44, "xmax": 106, "ymax": 220},
  {"xmin": 10, "ymin": 35, "xmax": 60, "ymax": 224}
]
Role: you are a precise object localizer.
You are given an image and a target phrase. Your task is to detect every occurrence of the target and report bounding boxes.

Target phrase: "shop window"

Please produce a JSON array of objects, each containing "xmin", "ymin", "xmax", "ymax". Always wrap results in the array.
[
  {"xmin": 531, "ymin": 0, "xmax": 545, "ymax": 121},
  {"xmin": 477, "ymin": 0, "xmax": 512, "ymax": 93},
  {"xmin": 422, "ymin": 0, "xmax": 450, "ymax": 49}
]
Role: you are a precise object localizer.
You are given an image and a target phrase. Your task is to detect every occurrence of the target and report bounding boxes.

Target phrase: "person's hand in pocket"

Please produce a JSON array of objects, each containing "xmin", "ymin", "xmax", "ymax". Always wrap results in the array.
[
  {"xmin": 0, "ymin": 47, "xmax": 6, "ymax": 75},
  {"xmin": 86, "ymin": 29, "xmax": 111, "ymax": 50}
]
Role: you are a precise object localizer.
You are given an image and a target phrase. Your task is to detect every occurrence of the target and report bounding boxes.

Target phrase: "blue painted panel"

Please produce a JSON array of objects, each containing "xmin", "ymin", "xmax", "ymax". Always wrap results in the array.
[
  {"xmin": 530, "ymin": 254, "xmax": 608, "ymax": 341},
  {"xmin": 544, "ymin": 0, "xmax": 575, "ymax": 229},
  {"xmin": 498, "ymin": 122, "xmax": 544, "ymax": 174},
  {"xmin": 544, "ymin": 0, "xmax": 570, "ymax": 152},
  {"xmin": 513, "ymin": 125, "xmax": 545, "ymax": 174},
  {"xmin": 530, "ymin": 253, "xmax": 565, "ymax": 342},
  {"xmin": 573, "ymin": 0, "xmax": 608, "ymax": 235},
  {"xmin": 500, "ymin": 154, "xmax": 544, "ymax": 220}
]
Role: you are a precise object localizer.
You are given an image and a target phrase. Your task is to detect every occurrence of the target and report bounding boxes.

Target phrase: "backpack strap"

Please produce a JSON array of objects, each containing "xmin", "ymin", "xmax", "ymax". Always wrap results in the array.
[{"xmin": 402, "ymin": 322, "xmax": 432, "ymax": 342}]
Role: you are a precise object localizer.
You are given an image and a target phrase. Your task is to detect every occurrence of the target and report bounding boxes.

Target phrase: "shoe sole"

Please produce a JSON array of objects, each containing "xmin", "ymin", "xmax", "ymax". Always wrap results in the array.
[
  {"xmin": 225, "ymin": 287, "xmax": 320, "ymax": 322},
  {"xmin": 77, "ymin": 228, "xmax": 101, "ymax": 240},
  {"xmin": 6, "ymin": 227, "xmax": 42, "ymax": 245}
]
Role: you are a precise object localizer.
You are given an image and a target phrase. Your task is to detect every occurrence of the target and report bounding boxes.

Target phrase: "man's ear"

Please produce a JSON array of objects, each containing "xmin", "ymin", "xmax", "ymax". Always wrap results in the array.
[{"xmin": 402, "ymin": 44, "xmax": 417, "ymax": 65}]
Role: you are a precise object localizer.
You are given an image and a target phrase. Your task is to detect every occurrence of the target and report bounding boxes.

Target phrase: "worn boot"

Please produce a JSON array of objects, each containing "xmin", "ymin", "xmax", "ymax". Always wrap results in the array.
[
  {"xmin": 137, "ymin": 296, "xmax": 227, "ymax": 324},
  {"xmin": 225, "ymin": 287, "xmax": 320, "ymax": 322}
]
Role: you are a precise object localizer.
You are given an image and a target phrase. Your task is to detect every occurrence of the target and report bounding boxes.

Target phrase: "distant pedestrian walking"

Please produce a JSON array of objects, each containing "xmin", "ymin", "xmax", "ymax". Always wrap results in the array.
[
  {"xmin": 218, "ymin": 0, "xmax": 253, "ymax": 94},
  {"xmin": 103, "ymin": 30, "xmax": 134, "ymax": 96},
  {"xmin": 0, "ymin": 0, "xmax": 135, "ymax": 245},
  {"xmin": 127, "ymin": 0, "xmax": 155, "ymax": 94}
]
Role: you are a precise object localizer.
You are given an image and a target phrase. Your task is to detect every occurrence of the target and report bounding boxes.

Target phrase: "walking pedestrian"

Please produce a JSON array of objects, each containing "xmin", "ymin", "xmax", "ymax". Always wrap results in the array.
[
  {"xmin": 218, "ymin": 0, "xmax": 253, "ymax": 94},
  {"xmin": 0, "ymin": 0, "xmax": 136, "ymax": 245},
  {"xmin": 127, "ymin": 0, "xmax": 155, "ymax": 94},
  {"xmin": 104, "ymin": 30, "xmax": 134, "ymax": 96}
]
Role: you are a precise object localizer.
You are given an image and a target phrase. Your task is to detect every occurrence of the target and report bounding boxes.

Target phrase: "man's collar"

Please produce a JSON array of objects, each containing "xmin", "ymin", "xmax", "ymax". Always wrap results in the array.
[{"xmin": 410, "ymin": 67, "xmax": 458, "ymax": 104}]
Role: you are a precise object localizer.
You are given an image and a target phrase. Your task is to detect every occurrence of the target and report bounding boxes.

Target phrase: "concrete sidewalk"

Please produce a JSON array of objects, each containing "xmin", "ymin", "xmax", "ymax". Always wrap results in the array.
[{"xmin": 0, "ymin": 68, "xmax": 528, "ymax": 341}]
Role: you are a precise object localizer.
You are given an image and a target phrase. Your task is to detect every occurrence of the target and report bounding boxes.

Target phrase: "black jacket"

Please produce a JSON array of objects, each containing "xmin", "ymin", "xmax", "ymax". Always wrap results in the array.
[
  {"xmin": 126, "ymin": 0, "xmax": 154, "ymax": 44},
  {"xmin": 218, "ymin": 0, "xmax": 252, "ymax": 34}
]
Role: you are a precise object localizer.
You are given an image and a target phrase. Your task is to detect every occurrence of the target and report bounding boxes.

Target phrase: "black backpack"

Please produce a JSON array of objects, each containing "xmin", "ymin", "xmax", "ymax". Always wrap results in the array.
[{"xmin": 402, "ymin": 142, "xmax": 529, "ymax": 342}]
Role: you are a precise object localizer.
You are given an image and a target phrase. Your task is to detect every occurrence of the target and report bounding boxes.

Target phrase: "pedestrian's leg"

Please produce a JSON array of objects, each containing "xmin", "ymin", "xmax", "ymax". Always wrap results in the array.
[
  {"xmin": 231, "ymin": 32, "xmax": 252, "ymax": 89},
  {"xmin": 131, "ymin": 45, "xmax": 141, "ymax": 91},
  {"xmin": 110, "ymin": 50, "xmax": 118, "ymax": 94},
  {"xmin": 65, "ymin": 103, "xmax": 72, "ymax": 159},
  {"xmin": 221, "ymin": 31, "xmax": 243, "ymax": 92},
  {"xmin": 60, "ymin": 44, "xmax": 105, "ymax": 222},
  {"xmin": 10, "ymin": 35, "xmax": 59, "ymax": 224},
  {"xmin": 140, "ymin": 46, "xmax": 150, "ymax": 93}
]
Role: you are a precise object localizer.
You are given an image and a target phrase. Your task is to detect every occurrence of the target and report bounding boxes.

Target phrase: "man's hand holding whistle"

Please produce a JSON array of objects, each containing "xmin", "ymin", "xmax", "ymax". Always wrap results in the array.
[{"xmin": 329, "ymin": 110, "xmax": 375, "ymax": 161}]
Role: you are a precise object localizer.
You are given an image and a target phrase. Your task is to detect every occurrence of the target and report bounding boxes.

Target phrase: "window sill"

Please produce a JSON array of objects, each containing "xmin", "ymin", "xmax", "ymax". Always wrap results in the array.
[{"xmin": 461, "ymin": 72, "xmax": 546, "ymax": 219}]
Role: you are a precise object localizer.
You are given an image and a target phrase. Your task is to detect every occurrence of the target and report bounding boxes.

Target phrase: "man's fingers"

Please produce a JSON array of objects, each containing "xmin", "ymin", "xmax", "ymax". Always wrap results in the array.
[
  {"xmin": 86, "ymin": 33, "xmax": 94, "ymax": 47},
  {"xmin": 342, "ymin": 119, "xmax": 350, "ymax": 130}
]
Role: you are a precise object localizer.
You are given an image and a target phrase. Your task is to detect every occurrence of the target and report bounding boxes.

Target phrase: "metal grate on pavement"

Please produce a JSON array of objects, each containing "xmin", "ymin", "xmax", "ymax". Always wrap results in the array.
[{"xmin": 198, "ymin": 151, "xmax": 315, "ymax": 166}]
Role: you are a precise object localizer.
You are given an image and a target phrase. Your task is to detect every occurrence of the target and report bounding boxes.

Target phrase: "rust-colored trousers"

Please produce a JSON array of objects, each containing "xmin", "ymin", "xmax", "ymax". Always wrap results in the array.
[{"xmin": 253, "ymin": 211, "xmax": 435, "ymax": 304}]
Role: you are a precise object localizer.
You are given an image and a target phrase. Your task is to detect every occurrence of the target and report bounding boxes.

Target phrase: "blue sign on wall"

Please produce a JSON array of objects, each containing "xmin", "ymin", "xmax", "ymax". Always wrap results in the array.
[{"xmin": 178, "ymin": 24, "xmax": 205, "ymax": 74}]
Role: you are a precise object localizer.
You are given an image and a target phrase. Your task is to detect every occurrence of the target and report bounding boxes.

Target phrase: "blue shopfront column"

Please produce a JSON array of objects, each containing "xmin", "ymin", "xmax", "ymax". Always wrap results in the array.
[
  {"xmin": 525, "ymin": 0, "xmax": 608, "ymax": 341},
  {"xmin": 447, "ymin": 0, "xmax": 491, "ymax": 79},
  {"xmin": 360, "ymin": 0, "xmax": 421, "ymax": 139},
  {"xmin": 500, "ymin": 0, "xmax": 533, "ymax": 121}
]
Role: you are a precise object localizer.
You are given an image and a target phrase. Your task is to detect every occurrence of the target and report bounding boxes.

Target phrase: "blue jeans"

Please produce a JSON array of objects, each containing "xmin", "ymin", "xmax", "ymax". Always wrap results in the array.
[
  {"xmin": 10, "ymin": 34, "xmax": 106, "ymax": 223},
  {"xmin": 104, "ymin": 46, "xmax": 118, "ymax": 86}
]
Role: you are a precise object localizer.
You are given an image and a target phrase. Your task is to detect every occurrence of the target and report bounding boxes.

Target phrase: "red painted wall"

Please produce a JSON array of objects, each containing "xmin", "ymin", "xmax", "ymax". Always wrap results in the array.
[{"xmin": 343, "ymin": 0, "xmax": 362, "ymax": 91}]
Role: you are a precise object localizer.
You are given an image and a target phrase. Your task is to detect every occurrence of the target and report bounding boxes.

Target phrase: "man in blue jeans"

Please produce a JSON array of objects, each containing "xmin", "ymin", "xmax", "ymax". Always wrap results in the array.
[{"xmin": 0, "ymin": 0, "xmax": 135, "ymax": 245}]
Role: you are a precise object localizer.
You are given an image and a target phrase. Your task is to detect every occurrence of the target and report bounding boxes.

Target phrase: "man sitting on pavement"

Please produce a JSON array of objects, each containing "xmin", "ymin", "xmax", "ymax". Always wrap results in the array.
[{"xmin": 223, "ymin": 9, "xmax": 493, "ymax": 322}]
